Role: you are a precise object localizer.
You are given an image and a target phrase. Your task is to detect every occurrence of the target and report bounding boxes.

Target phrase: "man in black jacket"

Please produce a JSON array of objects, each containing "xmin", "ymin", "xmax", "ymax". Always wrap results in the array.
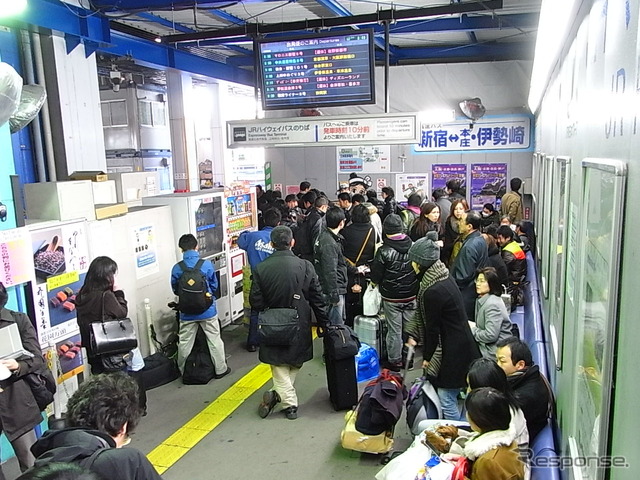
[
  {"xmin": 314, "ymin": 207, "xmax": 348, "ymax": 326},
  {"xmin": 0, "ymin": 282, "xmax": 44, "ymax": 479},
  {"xmin": 451, "ymin": 211, "xmax": 489, "ymax": 321},
  {"xmin": 293, "ymin": 195, "xmax": 327, "ymax": 261},
  {"xmin": 31, "ymin": 373, "xmax": 162, "ymax": 480},
  {"xmin": 370, "ymin": 214, "xmax": 418, "ymax": 370},
  {"xmin": 496, "ymin": 337, "xmax": 552, "ymax": 440},
  {"xmin": 251, "ymin": 226, "xmax": 329, "ymax": 420}
]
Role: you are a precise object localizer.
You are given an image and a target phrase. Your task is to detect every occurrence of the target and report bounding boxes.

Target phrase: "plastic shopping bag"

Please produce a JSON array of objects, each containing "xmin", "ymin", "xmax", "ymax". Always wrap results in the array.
[{"xmin": 362, "ymin": 284, "xmax": 382, "ymax": 316}]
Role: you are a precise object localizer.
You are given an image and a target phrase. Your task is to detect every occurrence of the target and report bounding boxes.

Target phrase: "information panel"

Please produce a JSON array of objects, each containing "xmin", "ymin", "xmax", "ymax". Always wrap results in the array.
[
  {"xmin": 228, "ymin": 113, "xmax": 418, "ymax": 147},
  {"xmin": 258, "ymin": 30, "xmax": 375, "ymax": 110}
]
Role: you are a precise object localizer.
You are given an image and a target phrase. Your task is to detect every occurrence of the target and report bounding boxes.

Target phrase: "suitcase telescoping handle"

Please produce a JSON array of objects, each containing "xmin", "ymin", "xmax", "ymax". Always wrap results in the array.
[{"xmin": 403, "ymin": 345, "xmax": 415, "ymax": 379}]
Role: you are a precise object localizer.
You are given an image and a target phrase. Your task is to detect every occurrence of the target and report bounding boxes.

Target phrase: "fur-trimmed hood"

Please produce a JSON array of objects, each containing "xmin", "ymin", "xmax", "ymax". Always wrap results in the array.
[{"xmin": 463, "ymin": 425, "xmax": 516, "ymax": 460}]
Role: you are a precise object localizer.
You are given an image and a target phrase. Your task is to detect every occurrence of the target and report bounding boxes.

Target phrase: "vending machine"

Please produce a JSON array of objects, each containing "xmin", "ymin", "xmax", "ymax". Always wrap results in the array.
[
  {"xmin": 142, "ymin": 189, "xmax": 232, "ymax": 326},
  {"xmin": 224, "ymin": 185, "xmax": 258, "ymax": 322}
]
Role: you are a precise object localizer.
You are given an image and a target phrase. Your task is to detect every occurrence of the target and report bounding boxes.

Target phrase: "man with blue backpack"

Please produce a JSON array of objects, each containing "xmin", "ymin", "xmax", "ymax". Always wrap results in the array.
[{"xmin": 170, "ymin": 234, "xmax": 230, "ymax": 380}]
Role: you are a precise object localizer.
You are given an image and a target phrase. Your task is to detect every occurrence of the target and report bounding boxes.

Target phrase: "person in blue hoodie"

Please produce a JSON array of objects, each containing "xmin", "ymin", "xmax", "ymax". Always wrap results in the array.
[
  {"xmin": 238, "ymin": 208, "xmax": 281, "ymax": 351},
  {"xmin": 170, "ymin": 234, "xmax": 230, "ymax": 379}
]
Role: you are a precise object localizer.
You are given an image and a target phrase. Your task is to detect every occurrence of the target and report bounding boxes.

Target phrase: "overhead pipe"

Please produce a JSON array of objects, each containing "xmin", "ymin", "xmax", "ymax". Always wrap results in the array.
[
  {"xmin": 384, "ymin": 20, "xmax": 390, "ymax": 114},
  {"xmin": 19, "ymin": 30, "xmax": 47, "ymax": 183},
  {"xmin": 163, "ymin": 0, "xmax": 504, "ymax": 43},
  {"xmin": 31, "ymin": 32, "xmax": 57, "ymax": 182}
]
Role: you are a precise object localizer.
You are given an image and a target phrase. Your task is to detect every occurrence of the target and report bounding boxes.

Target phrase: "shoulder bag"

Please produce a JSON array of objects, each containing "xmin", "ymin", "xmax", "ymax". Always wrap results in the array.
[
  {"xmin": 90, "ymin": 292, "xmax": 138, "ymax": 372},
  {"xmin": 258, "ymin": 267, "xmax": 304, "ymax": 346}
]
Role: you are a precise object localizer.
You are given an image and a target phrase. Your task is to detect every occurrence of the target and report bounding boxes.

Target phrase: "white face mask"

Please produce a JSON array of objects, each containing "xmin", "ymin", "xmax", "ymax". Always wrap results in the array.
[
  {"xmin": 510, "ymin": 224, "xmax": 516, "ymax": 231},
  {"xmin": 481, "ymin": 211, "xmax": 490, "ymax": 218}
]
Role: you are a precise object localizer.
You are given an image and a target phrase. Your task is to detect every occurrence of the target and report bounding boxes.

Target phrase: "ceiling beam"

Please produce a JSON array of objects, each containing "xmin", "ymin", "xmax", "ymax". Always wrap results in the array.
[
  {"xmin": 93, "ymin": 0, "xmax": 285, "ymax": 12},
  {"xmin": 163, "ymin": 0, "xmax": 504, "ymax": 43},
  {"xmin": 100, "ymin": 29, "xmax": 253, "ymax": 85},
  {"xmin": 171, "ymin": 13, "xmax": 537, "ymax": 49},
  {"xmin": 381, "ymin": 42, "xmax": 534, "ymax": 64}
]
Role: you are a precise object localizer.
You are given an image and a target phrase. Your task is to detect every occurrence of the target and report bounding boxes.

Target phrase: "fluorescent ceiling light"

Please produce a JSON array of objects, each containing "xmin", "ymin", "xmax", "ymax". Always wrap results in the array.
[
  {"xmin": 419, "ymin": 108, "xmax": 456, "ymax": 125},
  {"xmin": 528, "ymin": 0, "xmax": 581, "ymax": 113},
  {"xmin": 0, "ymin": 0, "xmax": 27, "ymax": 17}
]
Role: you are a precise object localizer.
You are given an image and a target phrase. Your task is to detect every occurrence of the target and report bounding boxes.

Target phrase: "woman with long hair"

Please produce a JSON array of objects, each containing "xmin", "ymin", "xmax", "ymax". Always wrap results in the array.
[
  {"xmin": 75, "ymin": 257, "xmax": 146, "ymax": 411},
  {"xmin": 443, "ymin": 198, "xmax": 469, "ymax": 266},
  {"xmin": 409, "ymin": 202, "xmax": 444, "ymax": 244}
]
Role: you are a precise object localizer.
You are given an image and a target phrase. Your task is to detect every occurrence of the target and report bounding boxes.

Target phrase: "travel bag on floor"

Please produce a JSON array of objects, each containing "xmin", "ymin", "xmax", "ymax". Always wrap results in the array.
[
  {"xmin": 354, "ymin": 314, "xmax": 387, "ymax": 361},
  {"xmin": 341, "ymin": 409, "xmax": 394, "ymax": 454},
  {"xmin": 141, "ymin": 352, "xmax": 180, "ymax": 390},
  {"xmin": 406, "ymin": 376, "xmax": 443, "ymax": 435},
  {"xmin": 324, "ymin": 334, "xmax": 358, "ymax": 411},
  {"xmin": 182, "ymin": 325, "xmax": 215, "ymax": 385}
]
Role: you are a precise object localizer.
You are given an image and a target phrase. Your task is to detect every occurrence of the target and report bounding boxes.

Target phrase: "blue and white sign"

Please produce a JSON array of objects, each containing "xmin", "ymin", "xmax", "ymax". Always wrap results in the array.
[{"xmin": 415, "ymin": 116, "xmax": 531, "ymax": 152}]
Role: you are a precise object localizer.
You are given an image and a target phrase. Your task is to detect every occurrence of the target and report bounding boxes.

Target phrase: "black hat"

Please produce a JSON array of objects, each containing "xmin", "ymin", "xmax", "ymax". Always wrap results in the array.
[
  {"xmin": 408, "ymin": 231, "xmax": 440, "ymax": 267},
  {"xmin": 383, "ymin": 214, "xmax": 404, "ymax": 235}
]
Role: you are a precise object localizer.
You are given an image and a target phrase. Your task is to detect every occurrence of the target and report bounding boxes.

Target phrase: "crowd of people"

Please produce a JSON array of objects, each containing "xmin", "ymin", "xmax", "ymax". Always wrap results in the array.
[{"xmin": 3, "ymin": 176, "xmax": 547, "ymax": 480}]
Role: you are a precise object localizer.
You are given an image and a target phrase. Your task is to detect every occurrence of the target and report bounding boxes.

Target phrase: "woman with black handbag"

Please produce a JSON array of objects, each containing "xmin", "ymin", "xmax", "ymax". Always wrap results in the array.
[{"xmin": 75, "ymin": 257, "xmax": 146, "ymax": 412}]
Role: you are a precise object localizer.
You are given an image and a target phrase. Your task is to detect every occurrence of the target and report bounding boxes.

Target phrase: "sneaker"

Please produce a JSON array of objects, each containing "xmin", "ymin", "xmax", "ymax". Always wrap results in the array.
[
  {"xmin": 214, "ymin": 367, "xmax": 231, "ymax": 379},
  {"xmin": 246, "ymin": 345, "xmax": 257, "ymax": 352},
  {"xmin": 382, "ymin": 360, "xmax": 402, "ymax": 372},
  {"xmin": 282, "ymin": 406, "xmax": 298, "ymax": 420},
  {"xmin": 258, "ymin": 390, "xmax": 281, "ymax": 418}
]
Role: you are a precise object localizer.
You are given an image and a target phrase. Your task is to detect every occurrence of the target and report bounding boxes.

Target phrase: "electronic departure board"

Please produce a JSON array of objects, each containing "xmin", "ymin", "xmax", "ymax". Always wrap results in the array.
[{"xmin": 257, "ymin": 29, "xmax": 376, "ymax": 111}]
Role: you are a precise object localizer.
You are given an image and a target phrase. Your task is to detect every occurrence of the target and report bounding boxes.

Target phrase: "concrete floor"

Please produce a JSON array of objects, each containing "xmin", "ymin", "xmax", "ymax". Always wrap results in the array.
[{"xmin": 2, "ymin": 323, "xmax": 420, "ymax": 480}]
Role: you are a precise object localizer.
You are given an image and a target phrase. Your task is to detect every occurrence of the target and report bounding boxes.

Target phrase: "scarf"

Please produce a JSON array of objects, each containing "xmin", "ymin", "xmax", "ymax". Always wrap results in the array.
[{"xmin": 406, "ymin": 260, "xmax": 449, "ymax": 344}]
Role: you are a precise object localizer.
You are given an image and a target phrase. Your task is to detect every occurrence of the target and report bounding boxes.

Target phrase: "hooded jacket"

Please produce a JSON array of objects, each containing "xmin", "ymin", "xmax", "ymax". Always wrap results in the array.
[
  {"xmin": 487, "ymin": 244, "xmax": 510, "ymax": 288},
  {"xmin": 31, "ymin": 428, "xmax": 162, "ymax": 480},
  {"xmin": 370, "ymin": 235, "xmax": 418, "ymax": 300},
  {"xmin": 463, "ymin": 427, "xmax": 525, "ymax": 480}
]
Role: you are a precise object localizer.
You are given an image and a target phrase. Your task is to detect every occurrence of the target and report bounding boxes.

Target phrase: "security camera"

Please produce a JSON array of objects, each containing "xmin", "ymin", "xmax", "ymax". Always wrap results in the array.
[{"xmin": 110, "ymin": 70, "xmax": 122, "ymax": 92}]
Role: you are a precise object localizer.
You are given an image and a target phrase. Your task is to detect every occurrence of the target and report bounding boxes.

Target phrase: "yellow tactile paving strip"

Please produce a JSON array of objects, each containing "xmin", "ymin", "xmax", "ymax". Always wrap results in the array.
[
  {"xmin": 147, "ymin": 328, "xmax": 319, "ymax": 474},
  {"xmin": 147, "ymin": 363, "xmax": 272, "ymax": 474}
]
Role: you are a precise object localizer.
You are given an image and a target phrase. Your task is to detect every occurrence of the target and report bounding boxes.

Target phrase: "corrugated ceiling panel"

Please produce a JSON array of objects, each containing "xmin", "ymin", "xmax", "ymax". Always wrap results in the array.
[
  {"xmin": 217, "ymin": 1, "xmax": 314, "ymax": 24},
  {"xmin": 389, "ymin": 31, "xmax": 474, "ymax": 47},
  {"xmin": 149, "ymin": 9, "xmax": 228, "ymax": 30},
  {"xmin": 117, "ymin": 18, "xmax": 175, "ymax": 36}
]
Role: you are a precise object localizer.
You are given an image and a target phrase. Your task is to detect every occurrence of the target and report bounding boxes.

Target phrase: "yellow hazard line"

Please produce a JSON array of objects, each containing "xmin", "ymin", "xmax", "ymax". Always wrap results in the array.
[{"xmin": 147, "ymin": 328, "xmax": 319, "ymax": 474}]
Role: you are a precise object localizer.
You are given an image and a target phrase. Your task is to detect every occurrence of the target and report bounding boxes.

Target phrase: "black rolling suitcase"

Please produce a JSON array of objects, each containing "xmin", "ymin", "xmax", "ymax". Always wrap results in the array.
[{"xmin": 323, "ymin": 326, "xmax": 359, "ymax": 411}]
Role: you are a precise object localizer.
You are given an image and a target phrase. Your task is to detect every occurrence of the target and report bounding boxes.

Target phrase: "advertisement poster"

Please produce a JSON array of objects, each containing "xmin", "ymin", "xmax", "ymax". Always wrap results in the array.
[
  {"xmin": 396, "ymin": 174, "xmax": 429, "ymax": 202},
  {"xmin": 431, "ymin": 164, "xmax": 467, "ymax": 193},
  {"xmin": 0, "ymin": 227, "xmax": 35, "ymax": 287},
  {"xmin": 470, "ymin": 164, "xmax": 508, "ymax": 210},
  {"xmin": 29, "ymin": 220, "xmax": 89, "ymax": 379},
  {"xmin": 286, "ymin": 185, "xmax": 299, "ymax": 196},
  {"xmin": 132, "ymin": 224, "xmax": 159, "ymax": 279},
  {"xmin": 337, "ymin": 145, "xmax": 391, "ymax": 173}
]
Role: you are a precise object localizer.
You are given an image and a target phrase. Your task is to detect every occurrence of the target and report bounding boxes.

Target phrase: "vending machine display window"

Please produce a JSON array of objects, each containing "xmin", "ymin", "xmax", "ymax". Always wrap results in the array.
[{"xmin": 195, "ymin": 197, "xmax": 224, "ymax": 258}]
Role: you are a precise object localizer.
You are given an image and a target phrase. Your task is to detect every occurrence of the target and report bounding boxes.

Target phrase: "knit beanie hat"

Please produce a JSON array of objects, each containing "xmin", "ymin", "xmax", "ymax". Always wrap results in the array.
[
  {"xmin": 383, "ymin": 214, "xmax": 404, "ymax": 235},
  {"xmin": 408, "ymin": 231, "xmax": 440, "ymax": 267}
]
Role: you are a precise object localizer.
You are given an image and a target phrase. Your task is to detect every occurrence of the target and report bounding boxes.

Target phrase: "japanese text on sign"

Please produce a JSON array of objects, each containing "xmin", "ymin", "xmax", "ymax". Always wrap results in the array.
[{"xmin": 415, "ymin": 117, "xmax": 531, "ymax": 152}]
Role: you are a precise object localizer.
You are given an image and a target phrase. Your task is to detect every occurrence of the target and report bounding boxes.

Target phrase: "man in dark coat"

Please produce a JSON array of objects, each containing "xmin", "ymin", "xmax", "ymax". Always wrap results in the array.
[
  {"xmin": 31, "ymin": 373, "xmax": 161, "ymax": 480},
  {"xmin": 451, "ymin": 211, "xmax": 489, "ymax": 321},
  {"xmin": 251, "ymin": 226, "xmax": 329, "ymax": 420},
  {"xmin": 293, "ymin": 195, "xmax": 327, "ymax": 261},
  {"xmin": 313, "ymin": 206, "xmax": 348, "ymax": 326},
  {"xmin": 405, "ymin": 233, "xmax": 481, "ymax": 420},
  {"xmin": 0, "ymin": 282, "xmax": 45, "ymax": 479},
  {"xmin": 496, "ymin": 337, "xmax": 552, "ymax": 440}
]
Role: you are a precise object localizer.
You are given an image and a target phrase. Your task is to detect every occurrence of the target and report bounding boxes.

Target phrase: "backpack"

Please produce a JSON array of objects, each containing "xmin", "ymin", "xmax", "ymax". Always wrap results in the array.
[
  {"xmin": 177, "ymin": 259, "xmax": 213, "ymax": 315},
  {"xmin": 182, "ymin": 325, "xmax": 215, "ymax": 385},
  {"xmin": 406, "ymin": 377, "xmax": 443, "ymax": 435},
  {"xmin": 355, "ymin": 370, "xmax": 406, "ymax": 435},
  {"xmin": 399, "ymin": 208, "xmax": 417, "ymax": 233}
]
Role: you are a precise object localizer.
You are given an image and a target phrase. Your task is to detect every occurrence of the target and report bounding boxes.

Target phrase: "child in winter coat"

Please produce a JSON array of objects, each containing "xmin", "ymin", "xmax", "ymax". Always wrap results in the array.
[{"xmin": 443, "ymin": 387, "xmax": 525, "ymax": 480}]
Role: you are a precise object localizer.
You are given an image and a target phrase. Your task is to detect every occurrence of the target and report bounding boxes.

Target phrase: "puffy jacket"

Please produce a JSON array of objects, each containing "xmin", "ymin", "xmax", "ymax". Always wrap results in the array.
[
  {"xmin": 370, "ymin": 235, "xmax": 418, "ymax": 300},
  {"xmin": 381, "ymin": 196, "xmax": 399, "ymax": 221},
  {"xmin": 32, "ymin": 428, "xmax": 162, "ymax": 480},
  {"xmin": 314, "ymin": 228, "xmax": 348, "ymax": 303},
  {"xmin": 501, "ymin": 241, "xmax": 527, "ymax": 283},
  {"xmin": 293, "ymin": 208, "xmax": 325, "ymax": 261},
  {"xmin": 487, "ymin": 244, "xmax": 510, "ymax": 288}
]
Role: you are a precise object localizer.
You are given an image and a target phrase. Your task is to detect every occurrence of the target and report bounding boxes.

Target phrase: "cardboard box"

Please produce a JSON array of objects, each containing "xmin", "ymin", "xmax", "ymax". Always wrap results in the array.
[
  {"xmin": 95, "ymin": 203, "xmax": 128, "ymax": 220},
  {"xmin": 69, "ymin": 171, "xmax": 109, "ymax": 182},
  {"xmin": 25, "ymin": 181, "xmax": 96, "ymax": 221}
]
